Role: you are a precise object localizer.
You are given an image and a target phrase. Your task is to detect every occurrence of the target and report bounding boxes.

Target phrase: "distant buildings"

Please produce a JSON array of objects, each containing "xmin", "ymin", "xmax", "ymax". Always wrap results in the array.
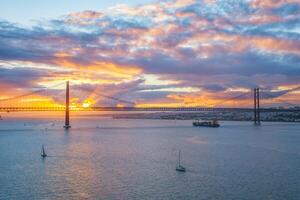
[{"xmin": 113, "ymin": 110, "xmax": 300, "ymax": 122}]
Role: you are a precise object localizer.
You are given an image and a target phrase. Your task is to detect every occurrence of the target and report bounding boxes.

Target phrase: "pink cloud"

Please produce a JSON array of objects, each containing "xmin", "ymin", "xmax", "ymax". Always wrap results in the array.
[
  {"xmin": 238, "ymin": 14, "xmax": 284, "ymax": 25},
  {"xmin": 250, "ymin": 0, "xmax": 300, "ymax": 9},
  {"xmin": 66, "ymin": 10, "xmax": 104, "ymax": 25}
]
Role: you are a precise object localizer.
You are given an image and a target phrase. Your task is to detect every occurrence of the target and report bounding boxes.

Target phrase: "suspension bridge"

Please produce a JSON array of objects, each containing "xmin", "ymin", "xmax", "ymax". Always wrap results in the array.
[{"xmin": 0, "ymin": 81, "xmax": 299, "ymax": 128}]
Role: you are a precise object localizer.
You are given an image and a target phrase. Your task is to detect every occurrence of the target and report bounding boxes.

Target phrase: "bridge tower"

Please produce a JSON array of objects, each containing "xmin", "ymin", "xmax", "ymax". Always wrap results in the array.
[
  {"xmin": 64, "ymin": 81, "xmax": 71, "ymax": 129},
  {"xmin": 254, "ymin": 88, "xmax": 260, "ymax": 125}
]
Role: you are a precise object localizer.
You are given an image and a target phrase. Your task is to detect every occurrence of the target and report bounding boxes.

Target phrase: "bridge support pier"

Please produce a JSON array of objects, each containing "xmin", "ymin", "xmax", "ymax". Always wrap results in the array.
[
  {"xmin": 64, "ymin": 81, "xmax": 71, "ymax": 129},
  {"xmin": 254, "ymin": 88, "xmax": 260, "ymax": 125}
]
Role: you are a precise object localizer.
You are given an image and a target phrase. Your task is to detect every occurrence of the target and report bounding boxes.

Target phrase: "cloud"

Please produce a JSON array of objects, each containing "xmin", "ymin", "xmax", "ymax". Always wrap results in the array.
[
  {"xmin": 66, "ymin": 10, "xmax": 104, "ymax": 25},
  {"xmin": 250, "ymin": 0, "xmax": 300, "ymax": 9},
  {"xmin": 0, "ymin": 66, "xmax": 51, "ymax": 87},
  {"xmin": 0, "ymin": 0, "xmax": 299, "ymax": 106},
  {"xmin": 201, "ymin": 84, "xmax": 226, "ymax": 92}
]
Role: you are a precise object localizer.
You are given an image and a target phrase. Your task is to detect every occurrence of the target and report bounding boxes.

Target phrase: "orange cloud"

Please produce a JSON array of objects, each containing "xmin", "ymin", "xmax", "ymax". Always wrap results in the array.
[
  {"xmin": 250, "ymin": 37, "xmax": 300, "ymax": 54},
  {"xmin": 0, "ymin": 94, "xmax": 64, "ymax": 109},
  {"xmin": 135, "ymin": 92, "xmax": 253, "ymax": 108},
  {"xmin": 166, "ymin": 93, "xmax": 252, "ymax": 108},
  {"xmin": 53, "ymin": 54, "xmax": 142, "ymax": 81}
]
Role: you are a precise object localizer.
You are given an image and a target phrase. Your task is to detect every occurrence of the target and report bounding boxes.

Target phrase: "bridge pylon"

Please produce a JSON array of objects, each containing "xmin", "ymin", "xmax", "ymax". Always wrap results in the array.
[
  {"xmin": 64, "ymin": 81, "xmax": 71, "ymax": 129},
  {"xmin": 254, "ymin": 87, "xmax": 261, "ymax": 125}
]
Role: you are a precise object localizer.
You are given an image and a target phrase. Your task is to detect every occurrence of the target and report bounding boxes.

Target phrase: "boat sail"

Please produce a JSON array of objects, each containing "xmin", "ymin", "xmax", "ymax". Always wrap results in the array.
[
  {"xmin": 176, "ymin": 150, "xmax": 186, "ymax": 172},
  {"xmin": 41, "ymin": 145, "xmax": 47, "ymax": 158}
]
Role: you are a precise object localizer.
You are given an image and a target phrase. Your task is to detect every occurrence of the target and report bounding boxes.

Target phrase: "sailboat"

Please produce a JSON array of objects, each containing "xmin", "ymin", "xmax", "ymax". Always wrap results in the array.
[
  {"xmin": 176, "ymin": 150, "xmax": 186, "ymax": 172},
  {"xmin": 41, "ymin": 145, "xmax": 47, "ymax": 158}
]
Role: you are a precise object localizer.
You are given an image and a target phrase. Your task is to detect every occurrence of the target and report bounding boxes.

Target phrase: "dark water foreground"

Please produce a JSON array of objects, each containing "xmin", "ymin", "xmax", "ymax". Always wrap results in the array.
[{"xmin": 0, "ymin": 112, "xmax": 300, "ymax": 200}]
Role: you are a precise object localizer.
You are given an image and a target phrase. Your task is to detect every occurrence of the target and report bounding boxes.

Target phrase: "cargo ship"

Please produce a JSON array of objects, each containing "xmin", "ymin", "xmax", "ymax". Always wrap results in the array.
[{"xmin": 193, "ymin": 119, "xmax": 220, "ymax": 127}]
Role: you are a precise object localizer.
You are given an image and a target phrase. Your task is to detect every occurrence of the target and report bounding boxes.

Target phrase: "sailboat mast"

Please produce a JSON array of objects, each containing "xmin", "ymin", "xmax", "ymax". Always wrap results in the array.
[{"xmin": 179, "ymin": 150, "xmax": 181, "ymax": 166}]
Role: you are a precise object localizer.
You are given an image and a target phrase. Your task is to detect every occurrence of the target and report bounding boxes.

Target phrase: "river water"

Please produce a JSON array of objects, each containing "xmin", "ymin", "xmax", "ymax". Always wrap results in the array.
[{"xmin": 0, "ymin": 112, "xmax": 300, "ymax": 200}]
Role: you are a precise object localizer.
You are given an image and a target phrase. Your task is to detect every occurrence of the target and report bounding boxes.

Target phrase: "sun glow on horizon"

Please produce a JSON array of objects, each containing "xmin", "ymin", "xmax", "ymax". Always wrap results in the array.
[{"xmin": 82, "ymin": 98, "xmax": 96, "ymax": 108}]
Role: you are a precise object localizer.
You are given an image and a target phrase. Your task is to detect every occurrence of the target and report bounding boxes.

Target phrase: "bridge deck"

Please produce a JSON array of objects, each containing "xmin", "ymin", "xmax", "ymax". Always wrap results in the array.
[{"xmin": 0, "ymin": 107, "xmax": 299, "ymax": 112}]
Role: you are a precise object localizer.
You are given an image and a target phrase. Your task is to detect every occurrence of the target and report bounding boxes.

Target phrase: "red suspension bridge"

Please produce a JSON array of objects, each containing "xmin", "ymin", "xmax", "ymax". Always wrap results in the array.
[{"xmin": 0, "ymin": 81, "xmax": 299, "ymax": 128}]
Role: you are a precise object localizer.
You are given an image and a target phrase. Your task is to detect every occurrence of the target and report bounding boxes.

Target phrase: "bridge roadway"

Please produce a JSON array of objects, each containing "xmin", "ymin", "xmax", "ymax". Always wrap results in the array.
[{"xmin": 0, "ymin": 107, "xmax": 299, "ymax": 112}]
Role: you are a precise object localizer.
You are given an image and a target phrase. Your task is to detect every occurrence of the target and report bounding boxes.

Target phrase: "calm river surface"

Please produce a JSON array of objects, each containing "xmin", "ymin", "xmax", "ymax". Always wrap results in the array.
[{"xmin": 0, "ymin": 112, "xmax": 300, "ymax": 200}]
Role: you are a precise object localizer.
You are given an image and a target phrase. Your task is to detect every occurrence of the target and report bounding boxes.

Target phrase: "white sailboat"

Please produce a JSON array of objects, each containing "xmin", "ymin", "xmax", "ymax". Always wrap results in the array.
[{"xmin": 176, "ymin": 150, "xmax": 186, "ymax": 172}]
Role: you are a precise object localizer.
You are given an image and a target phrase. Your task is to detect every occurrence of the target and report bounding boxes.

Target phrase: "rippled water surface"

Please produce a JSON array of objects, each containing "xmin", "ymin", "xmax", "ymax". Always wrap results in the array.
[{"xmin": 0, "ymin": 112, "xmax": 300, "ymax": 200}]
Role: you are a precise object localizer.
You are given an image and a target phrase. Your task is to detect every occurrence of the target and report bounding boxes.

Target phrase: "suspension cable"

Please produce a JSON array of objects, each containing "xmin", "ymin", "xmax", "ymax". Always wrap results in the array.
[{"xmin": 0, "ymin": 82, "xmax": 65, "ymax": 102}]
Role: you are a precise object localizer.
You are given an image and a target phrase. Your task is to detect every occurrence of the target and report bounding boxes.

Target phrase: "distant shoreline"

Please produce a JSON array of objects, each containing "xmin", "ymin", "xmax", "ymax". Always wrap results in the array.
[
  {"xmin": 111, "ymin": 111, "xmax": 300, "ymax": 123},
  {"xmin": 1, "ymin": 110, "xmax": 299, "ymax": 123}
]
